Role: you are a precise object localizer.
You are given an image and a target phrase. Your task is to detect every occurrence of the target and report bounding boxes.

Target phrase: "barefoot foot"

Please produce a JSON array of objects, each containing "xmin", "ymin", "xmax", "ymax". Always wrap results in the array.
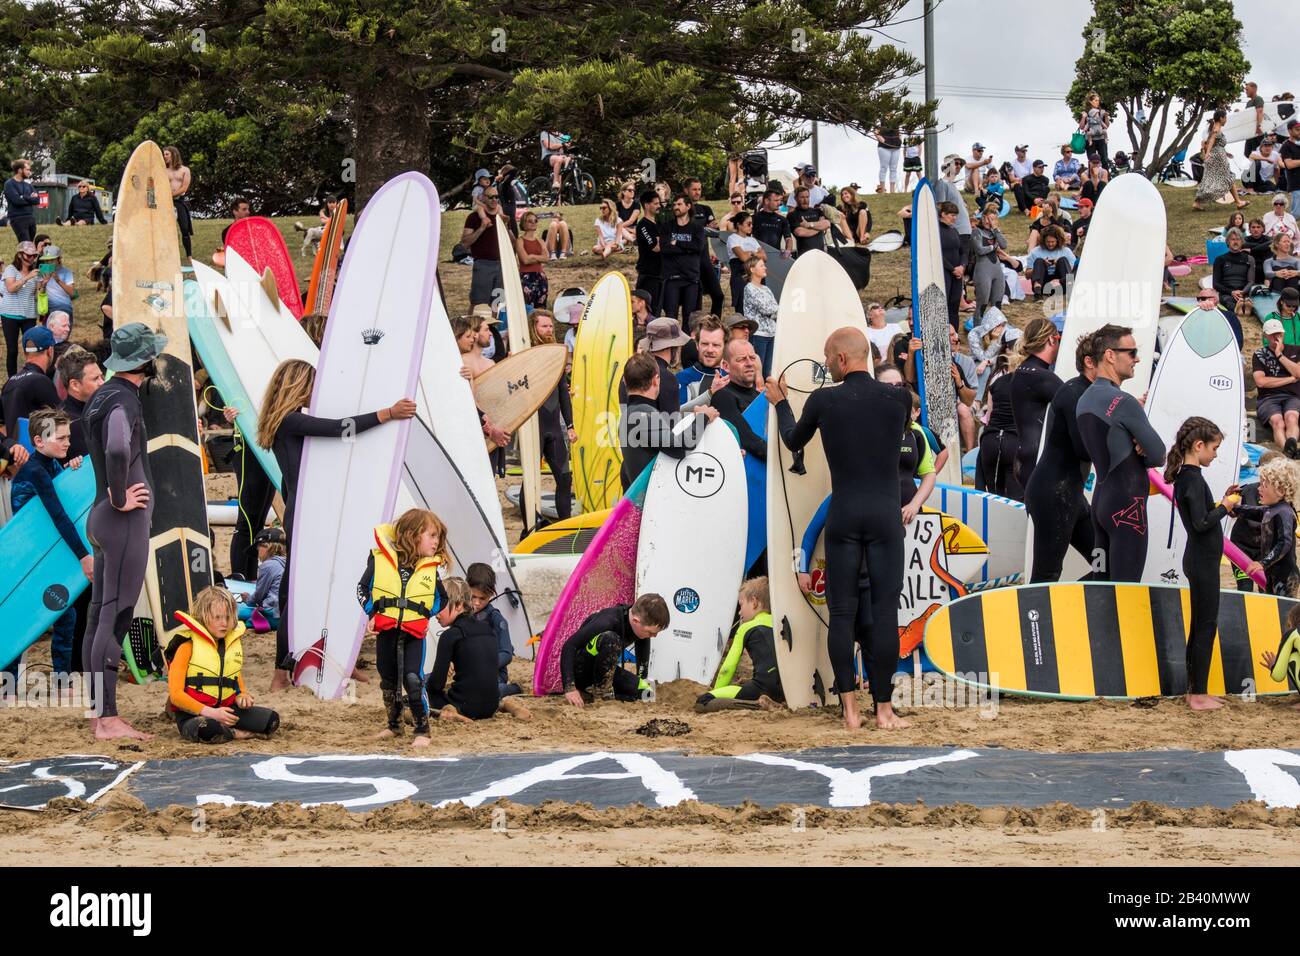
[
  {"xmin": 269, "ymin": 671, "xmax": 291, "ymax": 693},
  {"xmin": 94, "ymin": 716, "xmax": 153, "ymax": 741},
  {"xmin": 1188, "ymin": 694, "xmax": 1225, "ymax": 710},
  {"xmin": 412, "ymin": 735, "xmax": 431, "ymax": 747},
  {"xmin": 376, "ymin": 728, "xmax": 397, "ymax": 739},
  {"xmin": 875, "ymin": 704, "xmax": 911, "ymax": 730},
  {"xmin": 500, "ymin": 697, "xmax": 532, "ymax": 721}
]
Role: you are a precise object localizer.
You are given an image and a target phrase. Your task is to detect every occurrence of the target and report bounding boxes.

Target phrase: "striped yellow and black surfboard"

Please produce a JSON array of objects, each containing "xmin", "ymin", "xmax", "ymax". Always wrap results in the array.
[{"xmin": 924, "ymin": 583, "xmax": 1297, "ymax": 700}]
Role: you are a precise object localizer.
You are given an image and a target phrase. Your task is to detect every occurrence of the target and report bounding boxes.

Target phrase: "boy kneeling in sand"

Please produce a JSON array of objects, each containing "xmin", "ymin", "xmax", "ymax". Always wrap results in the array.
[
  {"xmin": 561, "ymin": 594, "xmax": 669, "ymax": 708},
  {"xmin": 165, "ymin": 586, "xmax": 280, "ymax": 743},
  {"xmin": 696, "ymin": 576, "xmax": 783, "ymax": 712},
  {"xmin": 427, "ymin": 578, "xmax": 530, "ymax": 723}
]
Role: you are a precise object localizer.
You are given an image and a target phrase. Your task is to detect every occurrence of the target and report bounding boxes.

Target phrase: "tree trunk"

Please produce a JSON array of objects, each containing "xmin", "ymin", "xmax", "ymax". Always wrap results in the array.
[{"xmin": 351, "ymin": 75, "xmax": 433, "ymax": 211}]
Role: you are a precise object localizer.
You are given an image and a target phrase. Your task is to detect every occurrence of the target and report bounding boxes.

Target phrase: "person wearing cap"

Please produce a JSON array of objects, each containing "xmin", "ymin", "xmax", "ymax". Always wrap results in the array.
[
  {"xmin": 1, "ymin": 241, "xmax": 42, "ymax": 377},
  {"xmin": 236, "ymin": 528, "xmax": 287, "ymax": 631},
  {"xmin": 619, "ymin": 352, "xmax": 716, "ymax": 491},
  {"xmin": 471, "ymin": 168, "xmax": 493, "ymax": 205},
  {"xmin": 635, "ymin": 316, "xmax": 691, "ymax": 415},
  {"xmin": 65, "ymin": 180, "xmax": 108, "ymax": 226},
  {"xmin": 659, "ymin": 193, "xmax": 706, "ymax": 326},
  {"xmin": 460, "ymin": 185, "xmax": 504, "ymax": 308},
  {"xmin": 37, "ymin": 244, "xmax": 76, "ymax": 319},
  {"xmin": 797, "ymin": 164, "xmax": 827, "ymax": 207},
  {"xmin": 1253, "ymin": 316, "xmax": 1300, "ymax": 455},
  {"xmin": 934, "ymin": 154, "xmax": 973, "ymax": 265},
  {"xmin": 80, "ymin": 322, "xmax": 169, "ymax": 740},
  {"xmin": 630, "ymin": 287, "xmax": 653, "ymax": 349},
  {"xmin": 4, "ymin": 158, "xmax": 38, "ymax": 244},
  {"xmin": 1015, "ymin": 159, "xmax": 1051, "ymax": 214},
  {"xmin": 1008, "ymin": 144, "xmax": 1033, "ymax": 189},
  {"xmin": 1279, "ymin": 118, "xmax": 1300, "ymax": 218},
  {"xmin": 1246, "ymin": 139, "xmax": 1281, "ymax": 195},
  {"xmin": 1266, "ymin": 287, "xmax": 1300, "ymax": 347},
  {"xmin": 1263, "ymin": 194, "xmax": 1300, "ymax": 242},
  {"xmin": 1068, "ymin": 197, "xmax": 1095, "ymax": 246},
  {"xmin": 633, "ymin": 189, "xmax": 663, "ymax": 316},
  {"xmin": 964, "ymin": 143, "xmax": 992, "ymax": 194},
  {"xmin": 724, "ymin": 311, "xmax": 758, "ymax": 340},
  {"xmin": 1053, "ymin": 144, "xmax": 1081, "ymax": 191},
  {"xmin": 1, "ymin": 324, "xmax": 59, "ymax": 441},
  {"xmin": 1078, "ymin": 152, "xmax": 1109, "ymax": 205}
]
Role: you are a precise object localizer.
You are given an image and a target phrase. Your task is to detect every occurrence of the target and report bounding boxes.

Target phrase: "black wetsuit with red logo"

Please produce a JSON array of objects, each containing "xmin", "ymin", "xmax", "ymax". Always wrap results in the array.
[{"xmin": 1075, "ymin": 377, "xmax": 1166, "ymax": 582}]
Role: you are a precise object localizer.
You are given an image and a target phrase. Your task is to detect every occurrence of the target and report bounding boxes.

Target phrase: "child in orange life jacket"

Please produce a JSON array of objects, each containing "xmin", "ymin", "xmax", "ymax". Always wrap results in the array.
[
  {"xmin": 357, "ymin": 508, "xmax": 449, "ymax": 747},
  {"xmin": 165, "ymin": 586, "xmax": 280, "ymax": 743}
]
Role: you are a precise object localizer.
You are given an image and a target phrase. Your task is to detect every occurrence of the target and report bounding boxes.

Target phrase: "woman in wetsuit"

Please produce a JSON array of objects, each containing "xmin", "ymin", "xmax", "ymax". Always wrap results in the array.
[
  {"xmin": 1008, "ymin": 318, "xmax": 1063, "ymax": 491},
  {"xmin": 977, "ymin": 355, "xmax": 1020, "ymax": 499},
  {"xmin": 254, "ymin": 358, "xmax": 416, "ymax": 691}
]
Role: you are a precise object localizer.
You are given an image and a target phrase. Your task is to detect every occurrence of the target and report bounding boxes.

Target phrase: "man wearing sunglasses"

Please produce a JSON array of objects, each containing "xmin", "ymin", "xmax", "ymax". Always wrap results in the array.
[
  {"xmin": 1075, "ymin": 324, "xmax": 1166, "ymax": 582},
  {"xmin": 461, "ymin": 188, "xmax": 504, "ymax": 309}
]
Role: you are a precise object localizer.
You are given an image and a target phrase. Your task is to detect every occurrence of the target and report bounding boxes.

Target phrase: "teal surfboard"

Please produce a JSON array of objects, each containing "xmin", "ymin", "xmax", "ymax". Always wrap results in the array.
[
  {"xmin": 183, "ymin": 279, "xmax": 283, "ymax": 489},
  {"xmin": 742, "ymin": 394, "xmax": 767, "ymax": 572},
  {"xmin": 0, "ymin": 463, "xmax": 95, "ymax": 668}
]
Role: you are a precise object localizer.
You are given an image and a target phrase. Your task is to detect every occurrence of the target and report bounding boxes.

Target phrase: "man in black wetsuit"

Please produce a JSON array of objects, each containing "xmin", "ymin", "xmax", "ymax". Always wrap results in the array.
[
  {"xmin": 1075, "ymin": 324, "xmax": 1166, "ymax": 582},
  {"xmin": 764, "ymin": 327, "xmax": 913, "ymax": 731},
  {"xmin": 1024, "ymin": 331, "xmax": 1097, "ymax": 582},
  {"xmin": 1009, "ymin": 315, "xmax": 1064, "ymax": 490},
  {"xmin": 659, "ymin": 194, "xmax": 705, "ymax": 325},
  {"xmin": 81, "ymin": 324, "xmax": 166, "ymax": 741},
  {"xmin": 712, "ymin": 338, "xmax": 766, "ymax": 462},
  {"xmin": 633, "ymin": 190, "xmax": 663, "ymax": 316},
  {"xmin": 685, "ymin": 177, "xmax": 724, "ymax": 316}
]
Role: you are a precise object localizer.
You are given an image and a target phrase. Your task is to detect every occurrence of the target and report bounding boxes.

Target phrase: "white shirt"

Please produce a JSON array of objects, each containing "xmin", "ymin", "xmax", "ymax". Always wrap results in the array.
[
  {"xmin": 1011, "ymin": 157, "xmax": 1034, "ymax": 180},
  {"xmin": 807, "ymin": 184, "xmax": 828, "ymax": 206},
  {"xmin": 1251, "ymin": 151, "xmax": 1279, "ymax": 181},
  {"xmin": 1263, "ymin": 210, "xmax": 1300, "ymax": 242},
  {"xmin": 865, "ymin": 322, "xmax": 906, "ymax": 357},
  {"xmin": 726, "ymin": 233, "xmax": 760, "ymax": 258}
]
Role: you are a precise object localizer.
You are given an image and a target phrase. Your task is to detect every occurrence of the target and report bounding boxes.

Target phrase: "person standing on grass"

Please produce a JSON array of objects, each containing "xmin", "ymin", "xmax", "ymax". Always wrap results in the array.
[
  {"xmin": 4, "ymin": 159, "xmax": 38, "ymax": 244},
  {"xmin": 461, "ymin": 187, "xmax": 504, "ymax": 308}
]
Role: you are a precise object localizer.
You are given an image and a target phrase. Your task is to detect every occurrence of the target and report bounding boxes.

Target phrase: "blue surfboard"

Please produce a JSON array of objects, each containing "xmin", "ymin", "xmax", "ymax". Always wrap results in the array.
[
  {"xmin": 742, "ymin": 394, "xmax": 768, "ymax": 572},
  {"xmin": 0, "ymin": 463, "xmax": 96, "ymax": 669},
  {"xmin": 184, "ymin": 278, "xmax": 284, "ymax": 489}
]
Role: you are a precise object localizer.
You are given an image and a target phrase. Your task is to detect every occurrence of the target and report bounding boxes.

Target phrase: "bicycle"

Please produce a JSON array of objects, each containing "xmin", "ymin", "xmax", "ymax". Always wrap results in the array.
[{"xmin": 527, "ymin": 153, "xmax": 596, "ymax": 207}]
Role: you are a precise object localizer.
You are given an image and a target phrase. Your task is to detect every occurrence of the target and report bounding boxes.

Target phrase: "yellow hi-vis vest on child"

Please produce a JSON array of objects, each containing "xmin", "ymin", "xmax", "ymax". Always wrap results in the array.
[{"xmin": 368, "ymin": 523, "xmax": 443, "ymax": 638}]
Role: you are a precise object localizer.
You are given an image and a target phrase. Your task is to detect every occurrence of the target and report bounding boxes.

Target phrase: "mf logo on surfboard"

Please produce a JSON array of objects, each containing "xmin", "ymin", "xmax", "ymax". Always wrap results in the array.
[
  {"xmin": 674, "ymin": 588, "xmax": 700, "ymax": 613},
  {"xmin": 361, "ymin": 328, "xmax": 385, "ymax": 345},
  {"xmin": 1208, "ymin": 375, "xmax": 1231, "ymax": 391},
  {"xmin": 675, "ymin": 452, "xmax": 725, "ymax": 498},
  {"xmin": 506, "ymin": 375, "xmax": 531, "ymax": 394}
]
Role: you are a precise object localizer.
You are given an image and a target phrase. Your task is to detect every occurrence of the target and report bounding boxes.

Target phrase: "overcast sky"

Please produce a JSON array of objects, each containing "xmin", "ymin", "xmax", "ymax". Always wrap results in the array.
[{"xmin": 773, "ymin": 0, "xmax": 1293, "ymax": 186}]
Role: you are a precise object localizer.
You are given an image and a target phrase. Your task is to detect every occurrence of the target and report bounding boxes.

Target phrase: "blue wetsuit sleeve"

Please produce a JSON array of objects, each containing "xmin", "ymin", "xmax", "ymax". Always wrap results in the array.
[
  {"xmin": 492, "ymin": 609, "xmax": 512, "ymax": 670},
  {"xmin": 800, "ymin": 496, "xmax": 830, "ymax": 572},
  {"xmin": 35, "ymin": 465, "xmax": 89, "ymax": 560}
]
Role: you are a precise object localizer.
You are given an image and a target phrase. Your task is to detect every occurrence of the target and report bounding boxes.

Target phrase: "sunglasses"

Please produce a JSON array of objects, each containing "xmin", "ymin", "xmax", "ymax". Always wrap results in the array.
[
  {"xmin": 1109, "ymin": 347, "xmax": 1139, "ymax": 357},
  {"xmin": 731, "ymin": 199, "xmax": 743, "ymax": 204},
  {"xmin": 484, "ymin": 194, "xmax": 499, "ymax": 201}
]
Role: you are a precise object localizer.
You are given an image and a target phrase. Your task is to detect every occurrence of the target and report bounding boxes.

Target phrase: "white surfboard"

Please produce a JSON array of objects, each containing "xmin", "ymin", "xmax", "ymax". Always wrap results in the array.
[
  {"xmin": 1026, "ymin": 172, "xmax": 1166, "ymax": 582},
  {"xmin": 403, "ymin": 419, "xmax": 532, "ymax": 654},
  {"xmin": 498, "ymin": 215, "xmax": 542, "ymax": 535},
  {"xmin": 413, "ymin": 284, "xmax": 507, "ymax": 550},
  {"xmin": 639, "ymin": 420, "xmax": 747, "ymax": 685},
  {"xmin": 1222, "ymin": 102, "xmax": 1286, "ymax": 143},
  {"xmin": 1140, "ymin": 308, "xmax": 1243, "ymax": 586},
  {"xmin": 289, "ymin": 172, "xmax": 439, "ymax": 700},
  {"xmin": 767, "ymin": 250, "xmax": 869, "ymax": 710},
  {"xmin": 926, "ymin": 483, "xmax": 1027, "ymax": 588},
  {"xmin": 910, "ymin": 180, "xmax": 961, "ymax": 486}
]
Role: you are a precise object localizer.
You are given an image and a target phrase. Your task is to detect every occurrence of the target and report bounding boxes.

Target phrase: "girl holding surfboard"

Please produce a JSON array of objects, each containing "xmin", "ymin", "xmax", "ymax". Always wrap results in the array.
[{"xmin": 254, "ymin": 358, "xmax": 417, "ymax": 691}]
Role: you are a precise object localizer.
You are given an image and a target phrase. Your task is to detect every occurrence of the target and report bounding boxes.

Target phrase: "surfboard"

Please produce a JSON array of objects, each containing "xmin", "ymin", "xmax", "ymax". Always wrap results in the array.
[
  {"xmin": 924, "ymin": 582, "xmax": 1297, "ymax": 700},
  {"xmin": 402, "ymin": 419, "xmax": 532, "ymax": 654},
  {"xmin": 1140, "ymin": 307, "xmax": 1244, "ymax": 587},
  {"xmin": 472, "ymin": 343, "xmax": 567, "ymax": 453},
  {"xmin": 514, "ymin": 510, "xmax": 607, "ymax": 555},
  {"xmin": 1024, "ymin": 172, "xmax": 1166, "ymax": 583},
  {"xmin": 1223, "ymin": 102, "xmax": 1286, "ymax": 143},
  {"xmin": 413, "ymin": 283, "xmax": 507, "ymax": 551},
  {"xmin": 497, "ymin": 214, "xmax": 542, "ymax": 533},
  {"xmin": 503, "ymin": 485, "xmax": 579, "ymax": 522},
  {"xmin": 289, "ymin": 171, "xmax": 439, "ymax": 700},
  {"xmin": 867, "ymin": 231, "xmax": 904, "ymax": 253},
  {"xmin": 1148, "ymin": 468, "xmax": 1266, "ymax": 589},
  {"xmin": 507, "ymin": 551, "xmax": 582, "ymax": 635},
  {"xmin": 926, "ymin": 483, "xmax": 1026, "ymax": 589},
  {"xmin": 0, "ymin": 464, "xmax": 95, "ymax": 670},
  {"xmin": 742, "ymin": 394, "xmax": 768, "ymax": 572},
  {"xmin": 571, "ymin": 271, "xmax": 633, "ymax": 513},
  {"xmin": 532, "ymin": 463, "xmax": 653, "ymax": 696},
  {"xmin": 224, "ymin": 217, "xmax": 302, "ymax": 320},
  {"xmin": 305, "ymin": 198, "xmax": 347, "ymax": 317},
  {"xmin": 639, "ymin": 420, "xmax": 747, "ymax": 685},
  {"xmin": 1252, "ymin": 292, "xmax": 1280, "ymax": 321},
  {"xmin": 767, "ymin": 249, "xmax": 869, "ymax": 710},
  {"xmin": 909, "ymin": 179, "xmax": 961, "ymax": 486},
  {"xmin": 113, "ymin": 140, "xmax": 213, "ymax": 644}
]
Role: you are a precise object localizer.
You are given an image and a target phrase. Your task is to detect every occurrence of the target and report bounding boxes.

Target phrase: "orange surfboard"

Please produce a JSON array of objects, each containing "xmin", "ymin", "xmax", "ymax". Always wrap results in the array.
[{"xmin": 305, "ymin": 199, "xmax": 347, "ymax": 317}]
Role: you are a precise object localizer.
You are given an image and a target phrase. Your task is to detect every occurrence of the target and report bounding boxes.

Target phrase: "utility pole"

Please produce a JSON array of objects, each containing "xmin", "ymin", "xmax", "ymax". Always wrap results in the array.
[
  {"xmin": 811, "ymin": 120, "xmax": 820, "ymax": 171},
  {"xmin": 923, "ymin": 0, "xmax": 937, "ymax": 181}
]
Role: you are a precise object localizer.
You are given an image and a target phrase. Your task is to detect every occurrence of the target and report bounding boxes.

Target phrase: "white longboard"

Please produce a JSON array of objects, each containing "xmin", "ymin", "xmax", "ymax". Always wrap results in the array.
[
  {"xmin": 498, "ymin": 215, "xmax": 542, "ymax": 535},
  {"xmin": 1025, "ymin": 172, "xmax": 1166, "ymax": 582},
  {"xmin": 639, "ymin": 420, "xmax": 747, "ymax": 685},
  {"xmin": 1140, "ymin": 308, "xmax": 1243, "ymax": 586},
  {"xmin": 289, "ymin": 172, "xmax": 439, "ymax": 699},
  {"xmin": 767, "ymin": 250, "xmax": 870, "ymax": 710}
]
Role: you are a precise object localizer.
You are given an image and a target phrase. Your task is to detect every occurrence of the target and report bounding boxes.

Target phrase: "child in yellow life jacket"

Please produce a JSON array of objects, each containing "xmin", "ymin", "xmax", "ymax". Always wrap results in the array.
[
  {"xmin": 695, "ymin": 576, "xmax": 783, "ymax": 712},
  {"xmin": 1262, "ymin": 604, "xmax": 1300, "ymax": 708},
  {"xmin": 166, "ymin": 586, "xmax": 280, "ymax": 743},
  {"xmin": 357, "ymin": 508, "xmax": 449, "ymax": 747}
]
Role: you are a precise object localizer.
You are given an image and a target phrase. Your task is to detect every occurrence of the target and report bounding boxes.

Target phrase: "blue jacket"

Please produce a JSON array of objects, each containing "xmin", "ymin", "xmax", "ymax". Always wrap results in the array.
[
  {"xmin": 3, "ymin": 178, "xmax": 38, "ymax": 223},
  {"xmin": 251, "ymin": 554, "xmax": 285, "ymax": 616},
  {"xmin": 11, "ymin": 452, "xmax": 88, "ymax": 560}
]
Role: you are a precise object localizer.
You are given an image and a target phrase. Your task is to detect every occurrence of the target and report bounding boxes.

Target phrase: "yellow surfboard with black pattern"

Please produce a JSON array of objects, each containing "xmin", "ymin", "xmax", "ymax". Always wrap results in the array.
[
  {"xmin": 924, "ymin": 583, "xmax": 1298, "ymax": 700},
  {"xmin": 570, "ymin": 272, "xmax": 632, "ymax": 513}
]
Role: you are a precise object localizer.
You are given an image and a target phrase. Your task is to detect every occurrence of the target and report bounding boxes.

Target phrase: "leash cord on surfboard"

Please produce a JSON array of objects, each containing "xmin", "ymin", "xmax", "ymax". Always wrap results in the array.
[
  {"xmin": 201, "ymin": 385, "xmax": 262, "ymax": 557},
  {"xmin": 774, "ymin": 359, "xmax": 831, "ymax": 631}
]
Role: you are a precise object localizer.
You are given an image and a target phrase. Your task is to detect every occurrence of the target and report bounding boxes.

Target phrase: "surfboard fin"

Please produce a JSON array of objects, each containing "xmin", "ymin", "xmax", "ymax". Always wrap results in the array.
[
  {"xmin": 812, "ymin": 670, "xmax": 827, "ymax": 706},
  {"xmin": 212, "ymin": 289, "xmax": 234, "ymax": 333},
  {"xmin": 259, "ymin": 267, "xmax": 280, "ymax": 307},
  {"xmin": 780, "ymin": 616, "xmax": 793, "ymax": 651}
]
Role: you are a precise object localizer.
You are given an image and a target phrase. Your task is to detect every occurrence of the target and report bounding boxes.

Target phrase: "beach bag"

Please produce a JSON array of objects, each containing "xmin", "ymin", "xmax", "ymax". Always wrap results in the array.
[{"xmin": 1070, "ymin": 131, "xmax": 1087, "ymax": 153}]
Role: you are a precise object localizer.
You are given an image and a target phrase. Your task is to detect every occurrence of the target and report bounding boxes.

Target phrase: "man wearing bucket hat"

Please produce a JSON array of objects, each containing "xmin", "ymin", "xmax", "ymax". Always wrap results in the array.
[
  {"xmin": 80, "ymin": 322, "xmax": 168, "ymax": 741},
  {"xmin": 642, "ymin": 316, "xmax": 691, "ymax": 414}
]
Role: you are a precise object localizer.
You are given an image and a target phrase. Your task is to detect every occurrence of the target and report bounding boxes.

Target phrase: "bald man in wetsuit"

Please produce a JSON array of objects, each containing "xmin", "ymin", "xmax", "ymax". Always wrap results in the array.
[{"xmin": 764, "ymin": 327, "xmax": 913, "ymax": 731}]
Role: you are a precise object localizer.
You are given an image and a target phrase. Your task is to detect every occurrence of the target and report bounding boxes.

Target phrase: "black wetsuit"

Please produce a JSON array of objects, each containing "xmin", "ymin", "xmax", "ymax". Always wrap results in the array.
[
  {"xmin": 978, "ymin": 372, "xmax": 1021, "ymax": 500},
  {"xmin": 1009, "ymin": 355, "xmax": 1060, "ymax": 490},
  {"xmin": 774, "ymin": 370, "xmax": 912, "ymax": 702},
  {"xmin": 1234, "ymin": 500, "xmax": 1300, "ymax": 597},
  {"xmin": 710, "ymin": 382, "xmax": 765, "ymax": 462},
  {"xmin": 634, "ymin": 217, "xmax": 662, "ymax": 315},
  {"xmin": 427, "ymin": 612, "xmax": 501, "ymax": 720},
  {"xmin": 270, "ymin": 410, "xmax": 384, "ymax": 671},
  {"xmin": 1, "ymin": 360, "xmax": 59, "ymax": 438},
  {"xmin": 81, "ymin": 377, "xmax": 154, "ymax": 718},
  {"xmin": 659, "ymin": 217, "xmax": 704, "ymax": 324},
  {"xmin": 1024, "ymin": 374, "xmax": 1095, "ymax": 582},
  {"xmin": 1173, "ymin": 465, "xmax": 1229, "ymax": 695},
  {"xmin": 1229, "ymin": 483, "xmax": 1263, "ymax": 592},
  {"xmin": 1076, "ymin": 377, "xmax": 1166, "ymax": 582},
  {"xmin": 692, "ymin": 203, "xmax": 724, "ymax": 316},
  {"xmin": 527, "ymin": 368, "xmax": 574, "ymax": 524},
  {"xmin": 559, "ymin": 604, "xmax": 649, "ymax": 701}
]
